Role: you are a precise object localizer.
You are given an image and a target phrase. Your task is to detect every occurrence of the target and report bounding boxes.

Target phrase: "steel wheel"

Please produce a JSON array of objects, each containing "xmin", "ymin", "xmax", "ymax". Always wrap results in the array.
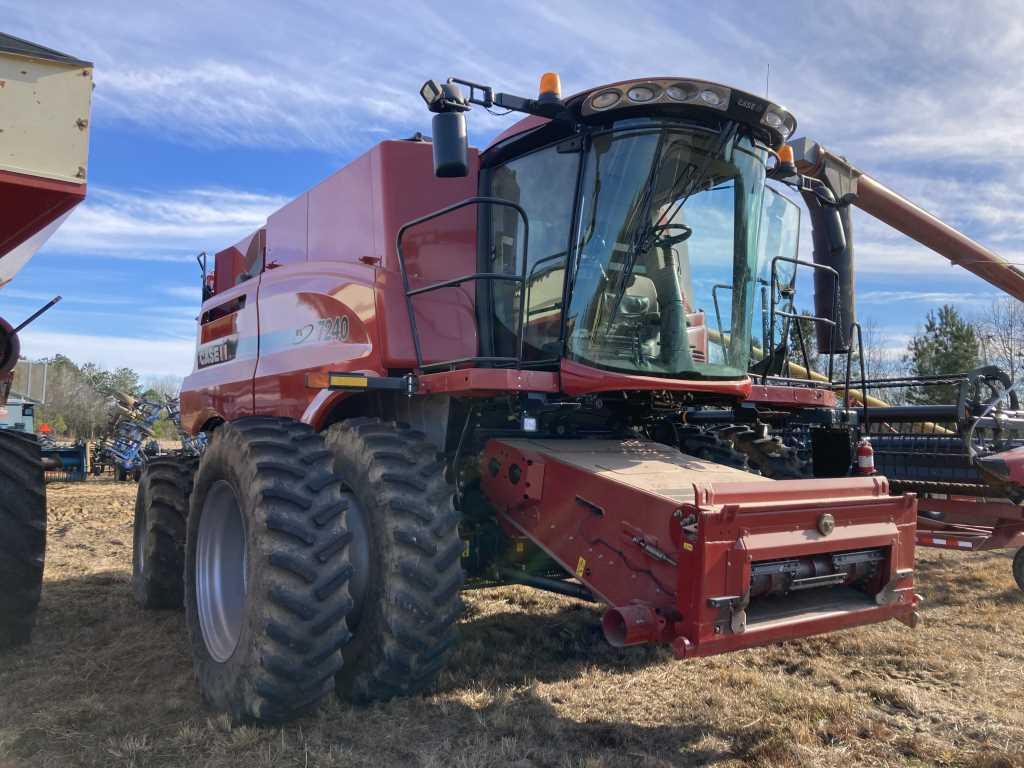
[
  {"xmin": 196, "ymin": 479, "xmax": 247, "ymax": 662},
  {"xmin": 134, "ymin": 499, "xmax": 147, "ymax": 576}
]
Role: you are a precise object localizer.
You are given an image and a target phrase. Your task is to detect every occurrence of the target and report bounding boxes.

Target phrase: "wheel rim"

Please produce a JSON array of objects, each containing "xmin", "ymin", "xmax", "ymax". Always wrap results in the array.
[
  {"xmin": 134, "ymin": 496, "xmax": 147, "ymax": 577},
  {"xmin": 196, "ymin": 480, "xmax": 247, "ymax": 662},
  {"xmin": 343, "ymin": 489, "xmax": 371, "ymax": 631}
]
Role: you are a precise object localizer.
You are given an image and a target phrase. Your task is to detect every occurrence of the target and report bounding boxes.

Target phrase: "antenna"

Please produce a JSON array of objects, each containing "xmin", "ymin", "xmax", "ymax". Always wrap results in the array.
[{"xmin": 765, "ymin": 63, "xmax": 771, "ymax": 98}]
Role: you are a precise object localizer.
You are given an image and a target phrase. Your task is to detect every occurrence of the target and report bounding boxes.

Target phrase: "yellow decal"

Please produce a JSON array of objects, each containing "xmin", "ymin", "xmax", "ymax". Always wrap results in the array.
[
  {"xmin": 575, "ymin": 556, "xmax": 587, "ymax": 578},
  {"xmin": 682, "ymin": 542, "xmax": 694, "ymax": 551},
  {"xmin": 462, "ymin": 540, "xmax": 470, "ymax": 558},
  {"xmin": 329, "ymin": 374, "xmax": 369, "ymax": 388},
  {"xmin": 514, "ymin": 541, "xmax": 525, "ymax": 553}
]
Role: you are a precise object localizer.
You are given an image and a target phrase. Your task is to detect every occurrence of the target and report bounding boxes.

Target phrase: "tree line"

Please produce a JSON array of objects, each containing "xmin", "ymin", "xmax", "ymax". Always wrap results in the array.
[
  {"xmin": 778, "ymin": 296, "xmax": 1019, "ymax": 406},
  {"xmin": 11, "ymin": 355, "xmax": 182, "ymax": 440}
]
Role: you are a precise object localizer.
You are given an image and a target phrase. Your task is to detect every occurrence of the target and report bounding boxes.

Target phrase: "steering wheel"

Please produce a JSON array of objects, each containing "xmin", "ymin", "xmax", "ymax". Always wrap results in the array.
[{"xmin": 651, "ymin": 223, "xmax": 693, "ymax": 248}]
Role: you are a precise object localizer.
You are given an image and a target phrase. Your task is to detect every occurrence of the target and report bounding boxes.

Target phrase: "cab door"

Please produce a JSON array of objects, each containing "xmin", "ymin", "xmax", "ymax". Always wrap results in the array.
[{"xmin": 482, "ymin": 140, "xmax": 580, "ymax": 363}]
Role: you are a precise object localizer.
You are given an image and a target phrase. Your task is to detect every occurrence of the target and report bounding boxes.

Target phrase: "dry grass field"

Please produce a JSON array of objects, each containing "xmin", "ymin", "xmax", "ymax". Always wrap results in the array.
[{"xmin": 1, "ymin": 480, "xmax": 1023, "ymax": 768}]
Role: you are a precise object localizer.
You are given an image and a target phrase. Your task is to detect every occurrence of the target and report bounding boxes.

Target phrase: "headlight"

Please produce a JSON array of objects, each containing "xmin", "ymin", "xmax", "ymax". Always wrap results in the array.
[
  {"xmin": 591, "ymin": 90, "xmax": 621, "ymax": 110},
  {"xmin": 761, "ymin": 108, "xmax": 795, "ymax": 138},
  {"xmin": 698, "ymin": 88, "xmax": 723, "ymax": 107},
  {"xmin": 627, "ymin": 85, "xmax": 657, "ymax": 103},
  {"xmin": 666, "ymin": 83, "xmax": 696, "ymax": 102}
]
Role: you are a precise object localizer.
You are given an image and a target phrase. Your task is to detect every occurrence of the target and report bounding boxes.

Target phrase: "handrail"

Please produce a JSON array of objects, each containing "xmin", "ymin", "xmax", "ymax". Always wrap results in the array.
[{"xmin": 395, "ymin": 196, "xmax": 530, "ymax": 372}]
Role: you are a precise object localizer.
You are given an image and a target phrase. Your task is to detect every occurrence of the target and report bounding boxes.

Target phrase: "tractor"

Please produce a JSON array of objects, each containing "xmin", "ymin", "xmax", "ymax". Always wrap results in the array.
[
  {"xmin": 130, "ymin": 71, "xmax": 940, "ymax": 724},
  {"xmin": 0, "ymin": 34, "xmax": 92, "ymax": 648}
]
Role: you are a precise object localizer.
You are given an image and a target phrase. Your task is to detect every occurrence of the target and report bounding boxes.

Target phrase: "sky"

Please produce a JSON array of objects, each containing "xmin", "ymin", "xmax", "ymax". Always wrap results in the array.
[{"xmin": 2, "ymin": 0, "xmax": 1022, "ymax": 379}]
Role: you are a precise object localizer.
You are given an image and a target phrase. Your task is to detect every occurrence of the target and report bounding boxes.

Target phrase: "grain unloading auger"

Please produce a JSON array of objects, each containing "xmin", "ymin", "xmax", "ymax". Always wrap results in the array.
[
  {"xmin": 147, "ymin": 71, "xmax": 932, "ymax": 723},
  {"xmin": 0, "ymin": 34, "xmax": 92, "ymax": 648}
]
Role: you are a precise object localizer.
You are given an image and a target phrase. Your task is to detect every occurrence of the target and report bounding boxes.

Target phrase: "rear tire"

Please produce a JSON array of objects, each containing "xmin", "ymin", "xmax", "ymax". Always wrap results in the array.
[
  {"xmin": 133, "ymin": 456, "xmax": 196, "ymax": 609},
  {"xmin": 0, "ymin": 429, "xmax": 47, "ymax": 649},
  {"xmin": 1013, "ymin": 547, "xmax": 1024, "ymax": 593},
  {"xmin": 324, "ymin": 418, "xmax": 463, "ymax": 703},
  {"xmin": 185, "ymin": 418, "xmax": 354, "ymax": 723}
]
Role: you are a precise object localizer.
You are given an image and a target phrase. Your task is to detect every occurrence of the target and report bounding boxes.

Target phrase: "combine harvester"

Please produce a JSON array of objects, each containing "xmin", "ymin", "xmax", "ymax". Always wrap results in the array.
[
  {"xmin": 0, "ymin": 34, "xmax": 92, "ymax": 647},
  {"xmin": 129, "ymin": 70, "xmax": 961, "ymax": 725}
]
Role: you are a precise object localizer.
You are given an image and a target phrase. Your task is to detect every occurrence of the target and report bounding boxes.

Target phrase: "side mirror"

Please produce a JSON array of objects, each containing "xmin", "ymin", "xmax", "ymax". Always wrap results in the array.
[{"xmin": 431, "ymin": 111, "xmax": 468, "ymax": 177}]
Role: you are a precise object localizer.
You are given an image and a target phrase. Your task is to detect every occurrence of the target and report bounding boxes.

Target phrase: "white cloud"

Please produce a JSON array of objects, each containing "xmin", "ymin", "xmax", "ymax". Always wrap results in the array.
[
  {"xmin": 164, "ymin": 285, "xmax": 203, "ymax": 302},
  {"xmin": 45, "ymin": 187, "xmax": 288, "ymax": 260},
  {"xmin": 859, "ymin": 290, "xmax": 993, "ymax": 306},
  {"xmin": 1, "ymin": 288, "xmax": 136, "ymax": 306},
  {"xmin": 18, "ymin": 330, "xmax": 195, "ymax": 378}
]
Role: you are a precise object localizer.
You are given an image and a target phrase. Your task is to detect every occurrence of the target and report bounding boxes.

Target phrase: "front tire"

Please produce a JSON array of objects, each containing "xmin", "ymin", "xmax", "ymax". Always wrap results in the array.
[
  {"xmin": 324, "ymin": 418, "xmax": 463, "ymax": 703},
  {"xmin": 185, "ymin": 418, "xmax": 354, "ymax": 723},
  {"xmin": 0, "ymin": 429, "xmax": 47, "ymax": 649},
  {"xmin": 133, "ymin": 456, "xmax": 196, "ymax": 609}
]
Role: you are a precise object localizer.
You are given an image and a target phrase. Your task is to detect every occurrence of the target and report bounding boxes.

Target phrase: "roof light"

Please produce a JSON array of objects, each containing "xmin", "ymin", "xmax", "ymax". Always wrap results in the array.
[
  {"xmin": 591, "ymin": 90, "xmax": 621, "ymax": 110},
  {"xmin": 539, "ymin": 72, "xmax": 562, "ymax": 99},
  {"xmin": 698, "ymin": 88, "xmax": 723, "ymax": 107},
  {"xmin": 627, "ymin": 85, "xmax": 657, "ymax": 103},
  {"xmin": 666, "ymin": 83, "xmax": 697, "ymax": 102},
  {"xmin": 763, "ymin": 110, "xmax": 784, "ymax": 129},
  {"xmin": 761, "ymin": 107, "xmax": 796, "ymax": 138}
]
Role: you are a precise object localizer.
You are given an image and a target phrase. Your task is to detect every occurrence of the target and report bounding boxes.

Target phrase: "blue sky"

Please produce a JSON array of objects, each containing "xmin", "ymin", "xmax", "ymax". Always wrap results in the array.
[{"xmin": 3, "ymin": 0, "xmax": 1022, "ymax": 379}]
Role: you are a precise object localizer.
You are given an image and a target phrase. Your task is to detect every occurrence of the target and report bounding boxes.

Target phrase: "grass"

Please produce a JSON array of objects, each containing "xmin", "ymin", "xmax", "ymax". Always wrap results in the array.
[{"xmin": 1, "ymin": 480, "xmax": 1023, "ymax": 767}]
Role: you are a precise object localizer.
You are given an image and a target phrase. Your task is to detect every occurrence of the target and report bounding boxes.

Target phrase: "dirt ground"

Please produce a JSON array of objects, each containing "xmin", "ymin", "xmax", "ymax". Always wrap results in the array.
[{"xmin": 1, "ymin": 480, "xmax": 1022, "ymax": 768}]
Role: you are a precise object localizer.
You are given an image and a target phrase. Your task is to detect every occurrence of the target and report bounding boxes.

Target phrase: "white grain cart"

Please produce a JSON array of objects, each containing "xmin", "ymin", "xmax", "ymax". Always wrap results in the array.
[{"xmin": 0, "ymin": 33, "xmax": 92, "ymax": 647}]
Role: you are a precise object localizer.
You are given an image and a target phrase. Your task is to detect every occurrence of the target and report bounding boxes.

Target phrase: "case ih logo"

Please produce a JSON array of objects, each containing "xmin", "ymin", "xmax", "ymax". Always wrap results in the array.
[{"xmin": 197, "ymin": 337, "xmax": 237, "ymax": 368}]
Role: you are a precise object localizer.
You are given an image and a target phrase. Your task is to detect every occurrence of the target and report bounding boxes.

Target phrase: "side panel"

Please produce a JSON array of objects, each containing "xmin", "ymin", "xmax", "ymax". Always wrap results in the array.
[
  {"xmin": 0, "ymin": 51, "xmax": 92, "ymax": 185},
  {"xmin": 180, "ymin": 278, "xmax": 261, "ymax": 433},
  {"xmin": 266, "ymin": 193, "xmax": 309, "ymax": 268},
  {"xmin": 375, "ymin": 141, "xmax": 480, "ymax": 368},
  {"xmin": 253, "ymin": 261, "xmax": 383, "ymax": 421}
]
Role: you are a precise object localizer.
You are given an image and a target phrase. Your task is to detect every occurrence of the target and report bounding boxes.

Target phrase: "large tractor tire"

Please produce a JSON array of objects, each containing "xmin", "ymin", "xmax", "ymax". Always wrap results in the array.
[
  {"xmin": 133, "ymin": 456, "xmax": 197, "ymax": 609},
  {"xmin": 0, "ymin": 429, "xmax": 47, "ymax": 649},
  {"xmin": 184, "ymin": 418, "xmax": 354, "ymax": 723},
  {"xmin": 323, "ymin": 418, "xmax": 463, "ymax": 703},
  {"xmin": 1013, "ymin": 548, "xmax": 1024, "ymax": 593}
]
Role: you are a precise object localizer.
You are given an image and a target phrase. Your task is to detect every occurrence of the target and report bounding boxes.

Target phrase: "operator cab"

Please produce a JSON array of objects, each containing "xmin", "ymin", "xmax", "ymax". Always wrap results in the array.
[{"xmin": 422, "ymin": 75, "xmax": 802, "ymax": 383}]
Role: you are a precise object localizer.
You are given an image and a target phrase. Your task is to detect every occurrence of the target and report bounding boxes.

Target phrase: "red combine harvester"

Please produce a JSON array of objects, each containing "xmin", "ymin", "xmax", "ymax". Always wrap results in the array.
[
  {"xmin": 0, "ymin": 34, "xmax": 92, "ymax": 648},
  {"xmin": 140, "ymin": 72, "xmax": 931, "ymax": 723}
]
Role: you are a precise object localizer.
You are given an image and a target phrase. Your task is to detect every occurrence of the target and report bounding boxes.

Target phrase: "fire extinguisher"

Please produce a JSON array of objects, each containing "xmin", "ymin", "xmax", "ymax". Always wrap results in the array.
[{"xmin": 856, "ymin": 437, "xmax": 875, "ymax": 476}]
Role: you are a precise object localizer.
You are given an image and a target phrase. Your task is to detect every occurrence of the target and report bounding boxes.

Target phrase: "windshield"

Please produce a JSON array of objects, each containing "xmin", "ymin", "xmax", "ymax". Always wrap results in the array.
[{"xmin": 565, "ymin": 125, "xmax": 768, "ymax": 378}]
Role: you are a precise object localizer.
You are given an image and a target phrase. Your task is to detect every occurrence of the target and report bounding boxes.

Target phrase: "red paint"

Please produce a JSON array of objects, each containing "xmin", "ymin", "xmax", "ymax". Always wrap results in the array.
[
  {"xmin": 916, "ymin": 497, "xmax": 1024, "ymax": 551},
  {"xmin": 417, "ymin": 368, "xmax": 560, "ymax": 397},
  {"xmin": 746, "ymin": 383, "xmax": 837, "ymax": 408},
  {"xmin": 0, "ymin": 169, "xmax": 85, "ymax": 257},
  {"xmin": 184, "ymin": 139, "xmax": 482, "ymax": 426},
  {"xmin": 560, "ymin": 358, "xmax": 751, "ymax": 399},
  {"xmin": 480, "ymin": 438, "xmax": 918, "ymax": 657}
]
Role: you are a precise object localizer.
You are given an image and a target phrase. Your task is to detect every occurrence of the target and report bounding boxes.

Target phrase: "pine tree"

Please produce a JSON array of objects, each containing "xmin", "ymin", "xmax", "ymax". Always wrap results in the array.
[{"xmin": 906, "ymin": 305, "xmax": 979, "ymax": 405}]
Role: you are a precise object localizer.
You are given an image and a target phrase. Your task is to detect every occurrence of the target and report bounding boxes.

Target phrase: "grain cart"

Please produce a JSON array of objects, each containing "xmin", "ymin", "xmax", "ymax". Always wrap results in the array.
[
  {"xmin": 145, "ymin": 73, "xmax": 920, "ymax": 723},
  {"xmin": 0, "ymin": 34, "xmax": 92, "ymax": 647}
]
